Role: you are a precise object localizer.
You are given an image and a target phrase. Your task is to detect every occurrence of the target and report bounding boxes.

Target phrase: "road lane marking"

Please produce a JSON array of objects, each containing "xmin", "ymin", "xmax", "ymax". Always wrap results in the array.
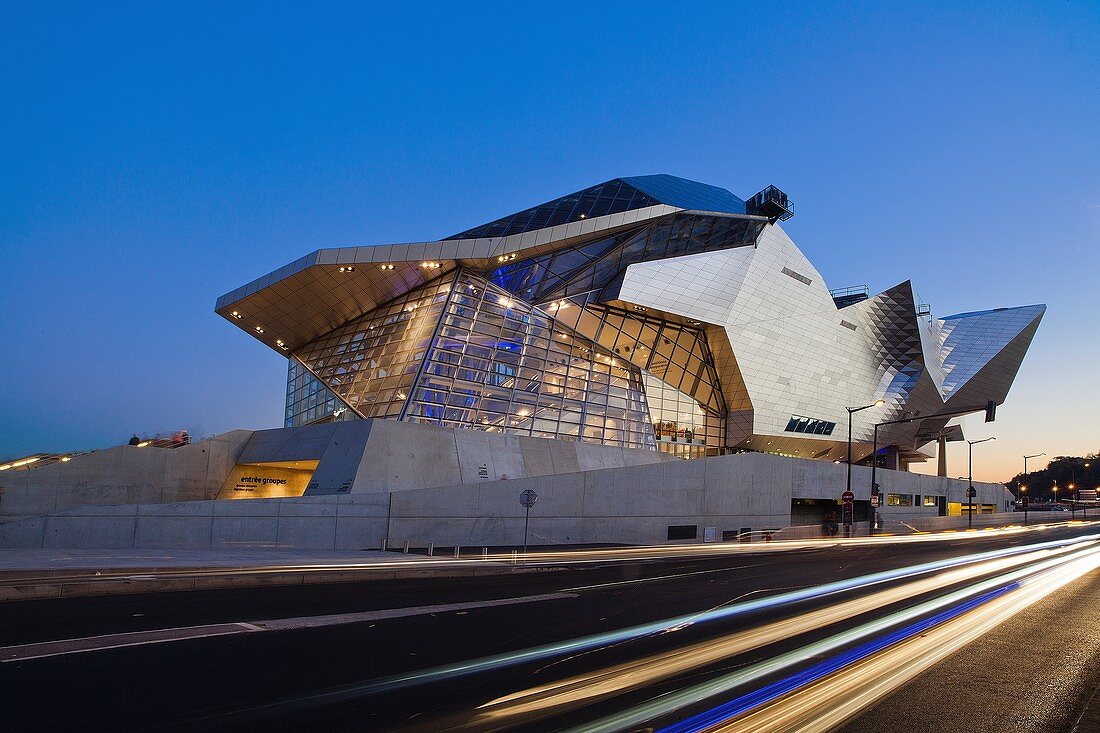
[
  {"xmin": 560, "ymin": 564, "xmax": 764, "ymax": 593},
  {"xmin": 0, "ymin": 592, "xmax": 577, "ymax": 663},
  {"xmin": 250, "ymin": 593, "xmax": 577, "ymax": 631},
  {"xmin": 0, "ymin": 623, "xmax": 255, "ymax": 662}
]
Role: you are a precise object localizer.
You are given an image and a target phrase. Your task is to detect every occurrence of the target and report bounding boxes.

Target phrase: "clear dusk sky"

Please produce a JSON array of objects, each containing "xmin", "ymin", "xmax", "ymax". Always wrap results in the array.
[{"xmin": 1, "ymin": 2, "xmax": 1098, "ymax": 482}]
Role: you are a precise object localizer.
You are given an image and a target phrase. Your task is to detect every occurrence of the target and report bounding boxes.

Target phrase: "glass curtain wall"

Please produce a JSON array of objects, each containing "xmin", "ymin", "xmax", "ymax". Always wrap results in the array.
[
  {"xmin": 285, "ymin": 360, "xmax": 355, "ymax": 427},
  {"xmin": 290, "ymin": 275, "xmax": 456, "ymax": 422},
  {"xmin": 406, "ymin": 271, "xmax": 655, "ymax": 449},
  {"xmin": 547, "ymin": 296, "xmax": 727, "ymax": 451},
  {"xmin": 489, "ymin": 214, "xmax": 763, "ymax": 305}
]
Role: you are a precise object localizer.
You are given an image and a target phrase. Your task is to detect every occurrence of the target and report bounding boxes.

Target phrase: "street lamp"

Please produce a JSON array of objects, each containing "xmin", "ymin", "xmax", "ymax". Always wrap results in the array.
[
  {"xmin": 1020, "ymin": 484, "xmax": 1028, "ymax": 524},
  {"xmin": 967, "ymin": 437, "xmax": 996, "ymax": 529},
  {"xmin": 846, "ymin": 399, "xmax": 886, "ymax": 497},
  {"xmin": 1085, "ymin": 462, "xmax": 1091, "ymax": 520},
  {"xmin": 1021, "ymin": 452, "xmax": 1044, "ymax": 525},
  {"xmin": 1022, "ymin": 453, "xmax": 1045, "ymax": 499}
]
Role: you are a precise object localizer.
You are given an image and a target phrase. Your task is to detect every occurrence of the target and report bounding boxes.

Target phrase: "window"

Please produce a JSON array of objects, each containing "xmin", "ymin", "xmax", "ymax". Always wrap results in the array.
[
  {"xmin": 667, "ymin": 525, "xmax": 697, "ymax": 540},
  {"xmin": 923, "ymin": 495, "xmax": 939, "ymax": 507},
  {"xmin": 887, "ymin": 493, "xmax": 914, "ymax": 506},
  {"xmin": 784, "ymin": 415, "xmax": 837, "ymax": 436}
]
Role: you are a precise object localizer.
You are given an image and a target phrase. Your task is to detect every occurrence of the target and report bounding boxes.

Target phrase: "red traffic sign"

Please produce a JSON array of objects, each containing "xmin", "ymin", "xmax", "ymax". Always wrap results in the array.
[
  {"xmin": 841, "ymin": 490, "xmax": 855, "ymax": 504},
  {"xmin": 1021, "ymin": 495, "xmax": 1030, "ymax": 507}
]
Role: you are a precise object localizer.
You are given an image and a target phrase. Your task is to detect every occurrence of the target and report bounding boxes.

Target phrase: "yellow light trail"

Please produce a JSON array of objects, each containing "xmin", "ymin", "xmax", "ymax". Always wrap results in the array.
[
  {"xmin": 703, "ymin": 551, "xmax": 1100, "ymax": 732},
  {"xmin": 404, "ymin": 541, "xmax": 1095, "ymax": 732},
  {"xmin": 563, "ymin": 542, "xmax": 1100, "ymax": 733}
]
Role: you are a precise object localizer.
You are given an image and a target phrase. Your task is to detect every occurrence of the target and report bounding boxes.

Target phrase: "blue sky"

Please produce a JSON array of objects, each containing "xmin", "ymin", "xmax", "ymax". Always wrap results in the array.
[{"xmin": 1, "ymin": 1, "xmax": 1097, "ymax": 481}]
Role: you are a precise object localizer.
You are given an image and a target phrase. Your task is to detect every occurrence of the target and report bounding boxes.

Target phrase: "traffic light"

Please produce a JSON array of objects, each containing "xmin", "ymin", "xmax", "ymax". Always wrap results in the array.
[{"xmin": 985, "ymin": 400, "xmax": 996, "ymax": 422}]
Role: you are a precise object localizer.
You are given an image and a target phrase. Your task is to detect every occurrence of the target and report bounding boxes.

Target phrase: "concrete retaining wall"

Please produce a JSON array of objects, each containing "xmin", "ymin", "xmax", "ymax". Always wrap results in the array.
[
  {"xmin": 0, "ymin": 420, "xmax": 671, "ymax": 522},
  {"xmin": 0, "ymin": 432, "xmax": 253, "ymax": 521},
  {"xmin": 0, "ymin": 494, "xmax": 389, "ymax": 551},
  {"xmin": 386, "ymin": 452, "xmax": 1008, "ymax": 546},
  {"xmin": 0, "ymin": 433, "xmax": 1010, "ymax": 550}
]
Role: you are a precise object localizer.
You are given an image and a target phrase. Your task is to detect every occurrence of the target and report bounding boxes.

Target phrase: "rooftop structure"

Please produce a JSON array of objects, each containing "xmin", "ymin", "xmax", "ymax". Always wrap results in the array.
[{"xmin": 216, "ymin": 175, "xmax": 1044, "ymax": 467}]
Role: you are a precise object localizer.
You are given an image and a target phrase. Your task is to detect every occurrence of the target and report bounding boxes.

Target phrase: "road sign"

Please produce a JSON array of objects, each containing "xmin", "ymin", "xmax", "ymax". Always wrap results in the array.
[
  {"xmin": 841, "ymin": 490, "xmax": 855, "ymax": 504},
  {"xmin": 520, "ymin": 489, "xmax": 538, "ymax": 508},
  {"xmin": 1021, "ymin": 495, "xmax": 1030, "ymax": 507},
  {"xmin": 967, "ymin": 487, "xmax": 977, "ymax": 499}
]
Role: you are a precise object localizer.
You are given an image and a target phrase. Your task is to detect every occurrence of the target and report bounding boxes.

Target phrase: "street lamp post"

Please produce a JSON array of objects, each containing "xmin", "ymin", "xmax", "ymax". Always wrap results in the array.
[
  {"xmin": 846, "ymin": 400, "xmax": 885, "ymax": 536},
  {"xmin": 967, "ymin": 437, "xmax": 996, "ymax": 529},
  {"xmin": 1022, "ymin": 452, "xmax": 1044, "ymax": 525},
  {"xmin": 1085, "ymin": 463, "xmax": 1091, "ymax": 520}
]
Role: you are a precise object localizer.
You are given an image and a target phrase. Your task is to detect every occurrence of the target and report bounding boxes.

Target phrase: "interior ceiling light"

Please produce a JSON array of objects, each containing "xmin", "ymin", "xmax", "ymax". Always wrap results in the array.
[
  {"xmin": 254, "ymin": 326, "xmax": 264, "ymax": 334},
  {"xmin": 380, "ymin": 264, "xmax": 395, "ymax": 271},
  {"xmin": 230, "ymin": 311, "xmax": 243, "ymax": 320},
  {"xmin": 338, "ymin": 265, "xmax": 356, "ymax": 273},
  {"xmin": 420, "ymin": 261, "xmax": 441, "ymax": 269}
]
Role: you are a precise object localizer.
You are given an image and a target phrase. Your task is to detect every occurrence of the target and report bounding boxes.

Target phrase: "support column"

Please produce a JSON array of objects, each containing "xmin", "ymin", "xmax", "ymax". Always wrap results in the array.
[{"xmin": 937, "ymin": 435, "xmax": 948, "ymax": 477}]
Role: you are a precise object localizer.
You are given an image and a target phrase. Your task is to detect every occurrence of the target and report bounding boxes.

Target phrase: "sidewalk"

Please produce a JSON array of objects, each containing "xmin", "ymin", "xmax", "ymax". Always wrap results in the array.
[
  {"xmin": 0, "ymin": 547, "xmax": 429, "ymax": 573},
  {"xmin": 0, "ymin": 547, "xmax": 542, "ymax": 602}
]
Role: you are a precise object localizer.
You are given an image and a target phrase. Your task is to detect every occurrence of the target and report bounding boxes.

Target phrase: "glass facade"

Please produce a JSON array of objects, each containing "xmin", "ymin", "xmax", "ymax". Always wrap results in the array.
[
  {"xmin": 286, "ymin": 360, "xmax": 340, "ymax": 428},
  {"xmin": 548, "ymin": 297, "xmax": 726, "ymax": 439},
  {"xmin": 450, "ymin": 179, "xmax": 662, "ymax": 240},
  {"xmin": 644, "ymin": 372, "xmax": 722, "ymax": 459},
  {"xmin": 489, "ymin": 214, "xmax": 763, "ymax": 305},
  {"xmin": 284, "ymin": 214, "xmax": 743, "ymax": 454},
  {"xmin": 406, "ymin": 272, "xmax": 654, "ymax": 448},
  {"xmin": 293, "ymin": 277, "xmax": 455, "ymax": 420}
]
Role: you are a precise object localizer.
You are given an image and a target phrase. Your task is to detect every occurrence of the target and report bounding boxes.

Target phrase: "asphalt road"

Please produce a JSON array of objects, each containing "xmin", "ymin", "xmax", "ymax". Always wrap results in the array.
[{"xmin": 1, "ymin": 523, "xmax": 1098, "ymax": 732}]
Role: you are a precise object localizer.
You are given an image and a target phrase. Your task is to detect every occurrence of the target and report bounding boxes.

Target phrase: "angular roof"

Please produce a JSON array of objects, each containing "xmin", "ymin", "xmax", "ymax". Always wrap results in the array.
[
  {"xmin": 620, "ymin": 175, "xmax": 747, "ymax": 214},
  {"xmin": 450, "ymin": 174, "xmax": 746, "ymax": 240},
  {"xmin": 216, "ymin": 175, "xmax": 765, "ymax": 357},
  {"xmin": 936, "ymin": 304, "xmax": 1046, "ymax": 398}
]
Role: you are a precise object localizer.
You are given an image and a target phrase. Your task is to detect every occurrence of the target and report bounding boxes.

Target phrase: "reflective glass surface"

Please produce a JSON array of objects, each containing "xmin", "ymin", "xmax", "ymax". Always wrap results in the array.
[
  {"xmin": 547, "ymin": 297, "xmax": 726, "ymax": 420},
  {"xmin": 406, "ymin": 272, "xmax": 656, "ymax": 449},
  {"xmin": 643, "ymin": 371, "xmax": 725, "ymax": 458},
  {"xmin": 450, "ymin": 179, "xmax": 661, "ymax": 240},
  {"xmin": 783, "ymin": 415, "xmax": 837, "ymax": 435},
  {"xmin": 489, "ymin": 214, "xmax": 763, "ymax": 304},
  {"xmin": 286, "ymin": 359, "xmax": 344, "ymax": 427},
  {"xmin": 292, "ymin": 276, "xmax": 456, "ymax": 420}
]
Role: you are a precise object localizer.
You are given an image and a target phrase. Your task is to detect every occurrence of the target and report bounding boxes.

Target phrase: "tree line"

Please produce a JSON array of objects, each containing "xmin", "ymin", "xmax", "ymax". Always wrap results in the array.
[{"xmin": 1005, "ymin": 452, "xmax": 1099, "ymax": 501}]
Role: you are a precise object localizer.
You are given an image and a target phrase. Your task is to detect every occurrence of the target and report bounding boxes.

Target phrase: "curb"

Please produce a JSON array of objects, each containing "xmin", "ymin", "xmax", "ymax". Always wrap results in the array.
[{"xmin": 0, "ymin": 564, "xmax": 557, "ymax": 602}]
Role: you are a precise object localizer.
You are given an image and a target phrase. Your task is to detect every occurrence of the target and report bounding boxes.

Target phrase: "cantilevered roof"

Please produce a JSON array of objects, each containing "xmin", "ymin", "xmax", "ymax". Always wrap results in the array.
[{"xmin": 215, "ymin": 175, "xmax": 765, "ymax": 357}]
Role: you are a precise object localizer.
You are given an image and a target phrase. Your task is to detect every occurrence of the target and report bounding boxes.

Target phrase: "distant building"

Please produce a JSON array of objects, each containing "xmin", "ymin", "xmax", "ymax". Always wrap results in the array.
[{"xmin": 217, "ymin": 175, "xmax": 1044, "ymax": 470}]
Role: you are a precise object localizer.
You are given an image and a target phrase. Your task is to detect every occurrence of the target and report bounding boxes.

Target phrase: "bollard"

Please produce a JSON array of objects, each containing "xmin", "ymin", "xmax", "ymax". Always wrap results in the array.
[
  {"xmin": 427, "ymin": 542, "xmax": 434, "ymax": 557},
  {"xmin": 454, "ymin": 545, "xmax": 460, "ymax": 559},
  {"xmin": 381, "ymin": 537, "xmax": 388, "ymax": 552},
  {"xmin": 511, "ymin": 550, "xmax": 518, "ymax": 566},
  {"xmin": 403, "ymin": 540, "xmax": 410, "ymax": 554},
  {"xmin": 482, "ymin": 547, "xmax": 488, "ymax": 561}
]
